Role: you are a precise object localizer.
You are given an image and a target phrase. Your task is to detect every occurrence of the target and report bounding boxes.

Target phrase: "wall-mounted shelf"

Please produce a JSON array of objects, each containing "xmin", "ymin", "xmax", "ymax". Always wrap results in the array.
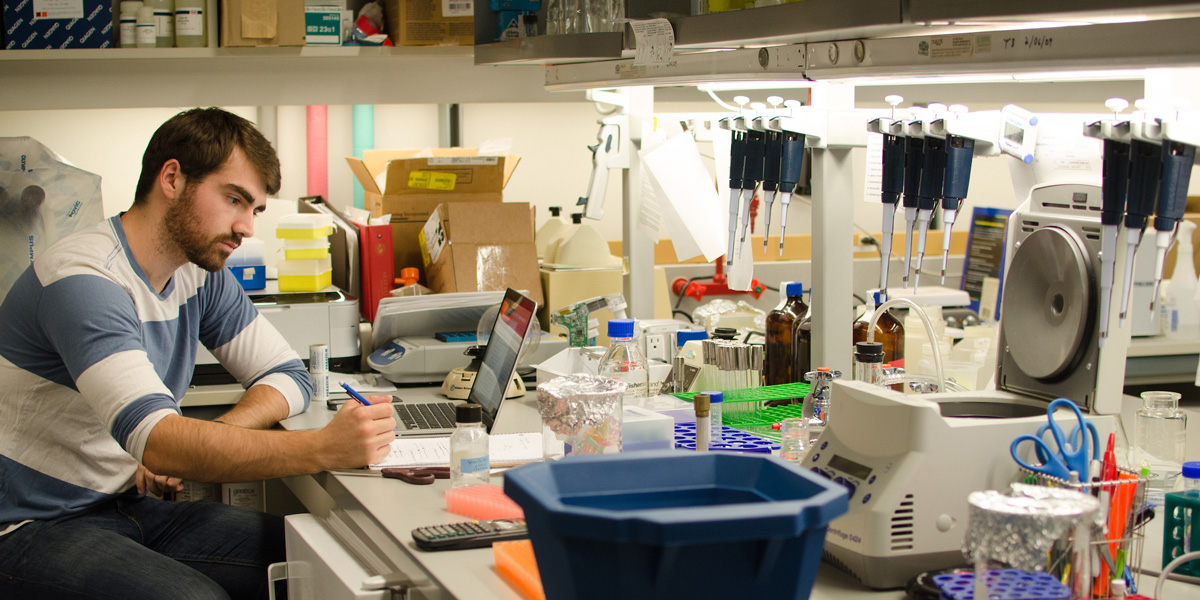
[{"xmin": 0, "ymin": 45, "xmax": 561, "ymax": 110}]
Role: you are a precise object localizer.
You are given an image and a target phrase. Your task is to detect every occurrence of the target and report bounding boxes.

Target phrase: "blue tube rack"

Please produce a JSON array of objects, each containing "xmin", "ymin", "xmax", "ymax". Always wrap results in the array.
[{"xmin": 674, "ymin": 422, "xmax": 781, "ymax": 453}]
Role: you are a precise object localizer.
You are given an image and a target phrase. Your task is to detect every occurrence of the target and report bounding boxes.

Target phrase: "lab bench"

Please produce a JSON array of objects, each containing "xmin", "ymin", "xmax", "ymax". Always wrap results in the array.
[{"xmin": 273, "ymin": 386, "xmax": 1199, "ymax": 600}]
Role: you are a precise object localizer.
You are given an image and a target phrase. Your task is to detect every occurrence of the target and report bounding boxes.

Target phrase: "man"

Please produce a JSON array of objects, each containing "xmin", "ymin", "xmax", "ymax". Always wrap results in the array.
[{"xmin": 0, "ymin": 108, "xmax": 396, "ymax": 599}]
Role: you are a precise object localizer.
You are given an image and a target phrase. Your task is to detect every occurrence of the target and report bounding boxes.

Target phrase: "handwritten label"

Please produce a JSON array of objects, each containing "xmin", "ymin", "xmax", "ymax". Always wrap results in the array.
[
  {"xmin": 1001, "ymin": 34, "xmax": 1054, "ymax": 51},
  {"xmin": 408, "ymin": 170, "xmax": 457, "ymax": 191},
  {"xmin": 629, "ymin": 19, "xmax": 674, "ymax": 66}
]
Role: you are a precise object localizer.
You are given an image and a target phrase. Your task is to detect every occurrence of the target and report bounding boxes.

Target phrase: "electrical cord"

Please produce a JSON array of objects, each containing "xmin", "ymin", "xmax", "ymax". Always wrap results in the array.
[{"xmin": 1154, "ymin": 550, "xmax": 1200, "ymax": 598}]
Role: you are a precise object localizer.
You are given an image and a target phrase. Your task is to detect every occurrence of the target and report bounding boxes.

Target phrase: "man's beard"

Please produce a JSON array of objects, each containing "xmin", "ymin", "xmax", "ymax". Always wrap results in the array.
[{"xmin": 161, "ymin": 185, "xmax": 241, "ymax": 273}]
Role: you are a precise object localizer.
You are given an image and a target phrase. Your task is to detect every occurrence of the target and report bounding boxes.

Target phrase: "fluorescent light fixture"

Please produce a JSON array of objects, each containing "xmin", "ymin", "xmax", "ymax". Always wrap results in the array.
[
  {"xmin": 850, "ymin": 69, "xmax": 1145, "ymax": 86},
  {"xmin": 696, "ymin": 80, "xmax": 813, "ymax": 92}
]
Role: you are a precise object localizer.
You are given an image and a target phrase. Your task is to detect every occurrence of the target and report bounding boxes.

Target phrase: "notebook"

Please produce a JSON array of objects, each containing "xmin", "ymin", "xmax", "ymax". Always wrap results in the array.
[
  {"xmin": 370, "ymin": 431, "xmax": 543, "ymax": 469},
  {"xmin": 390, "ymin": 288, "xmax": 538, "ymax": 437}
]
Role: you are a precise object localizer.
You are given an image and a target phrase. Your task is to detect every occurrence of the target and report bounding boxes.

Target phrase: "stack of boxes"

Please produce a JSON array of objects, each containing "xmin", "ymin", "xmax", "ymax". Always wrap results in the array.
[{"xmin": 276, "ymin": 214, "xmax": 333, "ymax": 292}]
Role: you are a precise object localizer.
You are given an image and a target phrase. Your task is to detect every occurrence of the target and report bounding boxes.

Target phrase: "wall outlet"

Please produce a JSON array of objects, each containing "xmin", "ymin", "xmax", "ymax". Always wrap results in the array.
[{"xmin": 645, "ymin": 333, "xmax": 668, "ymax": 362}]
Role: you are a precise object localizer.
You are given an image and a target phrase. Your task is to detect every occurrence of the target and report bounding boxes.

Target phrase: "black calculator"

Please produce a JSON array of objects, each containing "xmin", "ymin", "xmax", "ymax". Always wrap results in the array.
[{"xmin": 411, "ymin": 519, "xmax": 528, "ymax": 551}]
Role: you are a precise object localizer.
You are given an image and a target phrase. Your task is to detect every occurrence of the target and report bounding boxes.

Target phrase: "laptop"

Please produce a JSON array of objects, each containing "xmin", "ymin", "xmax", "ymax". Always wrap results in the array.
[{"xmin": 390, "ymin": 288, "xmax": 537, "ymax": 437}]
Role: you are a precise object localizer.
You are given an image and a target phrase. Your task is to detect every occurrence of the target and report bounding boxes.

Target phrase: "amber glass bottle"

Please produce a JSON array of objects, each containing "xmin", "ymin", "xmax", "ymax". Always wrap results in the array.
[
  {"xmin": 851, "ymin": 291, "xmax": 904, "ymax": 365},
  {"xmin": 764, "ymin": 282, "xmax": 808, "ymax": 385}
]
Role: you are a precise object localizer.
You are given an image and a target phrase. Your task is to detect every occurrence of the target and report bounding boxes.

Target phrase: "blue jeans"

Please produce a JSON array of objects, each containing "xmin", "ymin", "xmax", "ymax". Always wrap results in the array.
[{"xmin": 0, "ymin": 493, "xmax": 284, "ymax": 599}]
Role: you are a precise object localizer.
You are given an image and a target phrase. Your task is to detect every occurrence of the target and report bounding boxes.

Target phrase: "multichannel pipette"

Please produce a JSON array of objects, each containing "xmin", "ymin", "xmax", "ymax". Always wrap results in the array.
[
  {"xmin": 937, "ymin": 107, "xmax": 976, "ymax": 285},
  {"xmin": 1118, "ymin": 130, "xmax": 1164, "ymax": 326},
  {"xmin": 913, "ymin": 106, "xmax": 948, "ymax": 294},
  {"xmin": 739, "ymin": 104, "xmax": 768, "ymax": 248},
  {"xmin": 761, "ymin": 97, "xmax": 785, "ymax": 252},
  {"xmin": 1084, "ymin": 98, "xmax": 1132, "ymax": 348},
  {"xmin": 1150, "ymin": 137, "xmax": 1196, "ymax": 312},
  {"xmin": 868, "ymin": 95, "xmax": 907, "ymax": 300},
  {"xmin": 900, "ymin": 118, "xmax": 926, "ymax": 289}
]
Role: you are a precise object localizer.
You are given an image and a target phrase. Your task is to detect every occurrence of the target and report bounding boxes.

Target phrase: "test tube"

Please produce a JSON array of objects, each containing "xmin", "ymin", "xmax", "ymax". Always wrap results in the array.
[{"xmin": 708, "ymin": 391, "xmax": 724, "ymax": 442}]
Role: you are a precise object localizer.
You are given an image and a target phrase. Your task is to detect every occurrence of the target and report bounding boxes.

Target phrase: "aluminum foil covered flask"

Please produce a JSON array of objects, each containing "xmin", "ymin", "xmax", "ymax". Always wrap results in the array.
[{"xmin": 536, "ymin": 374, "xmax": 625, "ymax": 460}]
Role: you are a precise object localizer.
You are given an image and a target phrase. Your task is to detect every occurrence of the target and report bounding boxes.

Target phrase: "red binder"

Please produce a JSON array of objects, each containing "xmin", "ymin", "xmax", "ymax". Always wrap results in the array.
[{"xmin": 356, "ymin": 223, "xmax": 395, "ymax": 323}]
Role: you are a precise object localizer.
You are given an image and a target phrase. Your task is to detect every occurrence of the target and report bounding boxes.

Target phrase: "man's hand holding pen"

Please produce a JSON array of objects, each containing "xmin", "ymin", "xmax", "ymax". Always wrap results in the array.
[{"xmin": 321, "ymin": 394, "xmax": 396, "ymax": 469}]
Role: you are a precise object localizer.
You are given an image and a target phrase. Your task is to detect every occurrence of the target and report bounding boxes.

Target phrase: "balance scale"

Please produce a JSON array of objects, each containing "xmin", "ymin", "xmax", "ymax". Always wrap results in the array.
[{"xmin": 816, "ymin": 183, "xmax": 1131, "ymax": 589}]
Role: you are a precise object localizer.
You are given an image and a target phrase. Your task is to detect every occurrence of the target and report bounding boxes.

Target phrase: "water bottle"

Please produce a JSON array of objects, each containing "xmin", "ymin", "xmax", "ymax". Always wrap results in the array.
[
  {"xmin": 450, "ymin": 404, "xmax": 489, "ymax": 488},
  {"xmin": 599, "ymin": 319, "xmax": 650, "ymax": 401},
  {"xmin": 1133, "ymin": 390, "xmax": 1187, "ymax": 506}
]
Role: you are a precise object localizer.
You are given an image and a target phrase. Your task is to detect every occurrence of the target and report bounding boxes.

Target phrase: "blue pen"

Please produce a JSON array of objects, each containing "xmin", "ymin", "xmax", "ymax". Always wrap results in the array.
[{"xmin": 340, "ymin": 382, "xmax": 373, "ymax": 406}]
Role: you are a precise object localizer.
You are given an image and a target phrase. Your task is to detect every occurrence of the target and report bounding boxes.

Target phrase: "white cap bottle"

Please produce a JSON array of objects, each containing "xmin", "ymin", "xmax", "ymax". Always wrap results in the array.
[{"xmin": 1161, "ymin": 220, "xmax": 1198, "ymax": 339}]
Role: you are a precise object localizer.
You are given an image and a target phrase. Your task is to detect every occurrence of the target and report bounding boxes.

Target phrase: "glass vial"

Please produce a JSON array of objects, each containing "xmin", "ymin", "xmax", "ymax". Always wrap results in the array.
[
  {"xmin": 1134, "ymin": 390, "xmax": 1187, "ymax": 506},
  {"xmin": 779, "ymin": 417, "xmax": 808, "ymax": 464},
  {"xmin": 174, "ymin": 0, "xmax": 206, "ymax": 47},
  {"xmin": 450, "ymin": 404, "xmax": 489, "ymax": 488},
  {"xmin": 707, "ymin": 390, "xmax": 724, "ymax": 442},
  {"xmin": 136, "ymin": 6, "xmax": 157, "ymax": 48},
  {"xmin": 765, "ymin": 282, "xmax": 808, "ymax": 386},
  {"xmin": 853, "ymin": 342, "xmax": 886, "ymax": 386},
  {"xmin": 119, "ymin": 1, "xmax": 143, "ymax": 47},
  {"xmin": 598, "ymin": 319, "xmax": 651, "ymax": 401}
]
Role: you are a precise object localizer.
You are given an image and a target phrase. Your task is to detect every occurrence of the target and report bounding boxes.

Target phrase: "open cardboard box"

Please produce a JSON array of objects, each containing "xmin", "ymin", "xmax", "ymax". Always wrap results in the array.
[
  {"xmin": 346, "ymin": 149, "xmax": 521, "ymax": 285},
  {"xmin": 419, "ymin": 202, "xmax": 544, "ymax": 306}
]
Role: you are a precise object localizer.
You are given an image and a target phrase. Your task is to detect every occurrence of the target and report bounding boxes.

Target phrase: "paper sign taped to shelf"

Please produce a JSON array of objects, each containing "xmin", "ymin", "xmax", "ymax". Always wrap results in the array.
[
  {"xmin": 409, "ymin": 170, "xmax": 457, "ymax": 191},
  {"xmin": 630, "ymin": 19, "xmax": 674, "ymax": 66}
]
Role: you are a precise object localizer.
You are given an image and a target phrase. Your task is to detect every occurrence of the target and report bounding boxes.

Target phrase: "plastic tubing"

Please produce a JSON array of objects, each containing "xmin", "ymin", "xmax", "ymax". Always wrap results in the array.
[{"xmin": 868, "ymin": 297, "xmax": 945, "ymax": 393}]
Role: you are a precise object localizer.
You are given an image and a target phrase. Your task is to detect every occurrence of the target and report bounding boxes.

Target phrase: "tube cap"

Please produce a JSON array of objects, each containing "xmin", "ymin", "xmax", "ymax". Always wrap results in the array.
[
  {"xmin": 455, "ymin": 404, "xmax": 482, "ymax": 424},
  {"xmin": 675, "ymin": 329, "xmax": 708, "ymax": 346},
  {"xmin": 1183, "ymin": 461, "xmax": 1200, "ymax": 479},
  {"xmin": 704, "ymin": 391, "xmax": 724, "ymax": 404},
  {"xmin": 785, "ymin": 281, "xmax": 804, "ymax": 297},
  {"xmin": 607, "ymin": 318, "xmax": 634, "ymax": 338},
  {"xmin": 854, "ymin": 342, "xmax": 885, "ymax": 363},
  {"xmin": 693, "ymin": 392, "xmax": 710, "ymax": 417},
  {"xmin": 712, "ymin": 327, "xmax": 738, "ymax": 340}
]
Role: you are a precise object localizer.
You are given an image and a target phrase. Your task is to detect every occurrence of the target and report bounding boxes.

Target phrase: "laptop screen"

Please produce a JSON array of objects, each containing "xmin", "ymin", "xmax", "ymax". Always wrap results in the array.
[{"xmin": 468, "ymin": 288, "xmax": 537, "ymax": 430}]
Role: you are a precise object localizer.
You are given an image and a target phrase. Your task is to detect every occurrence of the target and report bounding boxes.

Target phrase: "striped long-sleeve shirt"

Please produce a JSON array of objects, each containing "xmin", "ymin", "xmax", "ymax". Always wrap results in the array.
[{"xmin": 0, "ymin": 216, "xmax": 311, "ymax": 532}]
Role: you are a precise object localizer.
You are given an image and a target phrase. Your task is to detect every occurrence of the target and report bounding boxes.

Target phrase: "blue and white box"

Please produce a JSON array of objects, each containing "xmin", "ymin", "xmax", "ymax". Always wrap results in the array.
[{"xmin": 4, "ymin": 0, "xmax": 113, "ymax": 49}]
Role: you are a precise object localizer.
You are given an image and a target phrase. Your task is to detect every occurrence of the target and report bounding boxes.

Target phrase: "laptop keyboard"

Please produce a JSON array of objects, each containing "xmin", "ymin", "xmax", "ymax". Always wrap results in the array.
[{"xmin": 394, "ymin": 402, "xmax": 456, "ymax": 430}]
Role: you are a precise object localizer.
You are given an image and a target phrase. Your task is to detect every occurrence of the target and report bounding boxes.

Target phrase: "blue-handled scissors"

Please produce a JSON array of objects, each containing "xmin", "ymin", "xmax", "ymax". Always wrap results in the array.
[{"xmin": 1010, "ymin": 398, "xmax": 1100, "ymax": 480}]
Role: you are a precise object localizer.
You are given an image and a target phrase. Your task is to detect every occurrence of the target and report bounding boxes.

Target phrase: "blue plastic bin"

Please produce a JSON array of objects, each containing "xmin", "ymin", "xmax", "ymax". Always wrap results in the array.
[{"xmin": 503, "ymin": 450, "xmax": 849, "ymax": 600}]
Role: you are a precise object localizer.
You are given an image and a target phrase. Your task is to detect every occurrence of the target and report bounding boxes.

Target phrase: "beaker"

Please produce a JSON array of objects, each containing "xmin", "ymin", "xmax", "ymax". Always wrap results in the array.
[
  {"xmin": 537, "ymin": 374, "xmax": 624, "ymax": 460},
  {"xmin": 1134, "ymin": 390, "xmax": 1187, "ymax": 506},
  {"xmin": 778, "ymin": 417, "xmax": 808, "ymax": 464}
]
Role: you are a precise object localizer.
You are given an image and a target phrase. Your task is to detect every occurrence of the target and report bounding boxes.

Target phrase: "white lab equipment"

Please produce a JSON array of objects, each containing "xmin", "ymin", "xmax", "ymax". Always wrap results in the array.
[{"xmin": 1160, "ymin": 219, "xmax": 1199, "ymax": 339}]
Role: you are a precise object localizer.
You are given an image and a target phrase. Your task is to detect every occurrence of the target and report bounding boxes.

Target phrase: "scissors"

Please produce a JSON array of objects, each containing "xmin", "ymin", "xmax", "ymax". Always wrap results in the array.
[
  {"xmin": 1010, "ymin": 398, "xmax": 1099, "ymax": 480},
  {"xmin": 381, "ymin": 467, "xmax": 451, "ymax": 485}
]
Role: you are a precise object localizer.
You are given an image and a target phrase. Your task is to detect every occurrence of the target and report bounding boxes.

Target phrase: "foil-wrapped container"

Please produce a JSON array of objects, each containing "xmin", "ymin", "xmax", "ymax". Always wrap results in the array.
[
  {"xmin": 536, "ymin": 374, "xmax": 625, "ymax": 458},
  {"xmin": 963, "ymin": 483, "xmax": 1100, "ymax": 599}
]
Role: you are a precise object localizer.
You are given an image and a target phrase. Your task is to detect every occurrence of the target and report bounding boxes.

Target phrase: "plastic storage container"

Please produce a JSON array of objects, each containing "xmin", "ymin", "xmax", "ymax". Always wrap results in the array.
[
  {"xmin": 282, "ymin": 238, "xmax": 330, "ymax": 260},
  {"xmin": 277, "ymin": 256, "xmax": 332, "ymax": 292},
  {"xmin": 225, "ymin": 237, "xmax": 266, "ymax": 290},
  {"xmin": 503, "ymin": 451, "xmax": 849, "ymax": 600},
  {"xmin": 275, "ymin": 213, "xmax": 334, "ymax": 240}
]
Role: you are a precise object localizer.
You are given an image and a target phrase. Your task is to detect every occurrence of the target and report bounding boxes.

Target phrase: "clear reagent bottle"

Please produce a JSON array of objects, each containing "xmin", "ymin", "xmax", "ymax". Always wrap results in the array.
[
  {"xmin": 599, "ymin": 318, "xmax": 650, "ymax": 401},
  {"xmin": 450, "ymin": 404, "xmax": 489, "ymax": 488}
]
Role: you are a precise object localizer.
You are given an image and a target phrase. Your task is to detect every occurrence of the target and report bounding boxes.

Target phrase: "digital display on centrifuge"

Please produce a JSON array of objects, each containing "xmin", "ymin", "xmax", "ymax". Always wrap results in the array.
[
  {"xmin": 828, "ymin": 455, "xmax": 872, "ymax": 480},
  {"xmin": 1004, "ymin": 122, "xmax": 1024, "ymax": 144}
]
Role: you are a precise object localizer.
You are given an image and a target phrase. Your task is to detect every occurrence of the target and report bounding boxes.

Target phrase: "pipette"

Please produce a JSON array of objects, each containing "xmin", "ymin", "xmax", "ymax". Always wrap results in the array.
[
  {"xmin": 938, "ymin": 106, "xmax": 976, "ymax": 285},
  {"xmin": 722, "ymin": 96, "xmax": 750, "ymax": 259},
  {"xmin": 870, "ymin": 95, "xmax": 906, "ymax": 299},
  {"xmin": 761, "ymin": 96, "xmax": 785, "ymax": 252},
  {"xmin": 913, "ymin": 105, "xmax": 948, "ymax": 294},
  {"xmin": 1118, "ymin": 127, "xmax": 1163, "ymax": 327},
  {"xmin": 1087, "ymin": 98, "xmax": 1132, "ymax": 348},
  {"xmin": 900, "ymin": 117, "xmax": 926, "ymax": 288},
  {"xmin": 739, "ymin": 103, "xmax": 768, "ymax": 247},
  {"xmin": 776, "ymin": 99, "xmax": 807, "ymax": 256},
  {"xmin": 1150, "ymin": 137, "xmax": 1196, "ymax": 311}
]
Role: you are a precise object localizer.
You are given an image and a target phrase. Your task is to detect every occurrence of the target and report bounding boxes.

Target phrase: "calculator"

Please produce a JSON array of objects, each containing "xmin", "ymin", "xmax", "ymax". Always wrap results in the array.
[{"xmin": 411, "ymin": 519, "xmax": 529, "ymax": 551}]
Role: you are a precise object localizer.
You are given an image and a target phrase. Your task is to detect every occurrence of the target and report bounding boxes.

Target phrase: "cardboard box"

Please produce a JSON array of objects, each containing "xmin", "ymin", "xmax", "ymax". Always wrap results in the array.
[
  {"xmin": 383, "ymin": 0, "xmax": 472, "ymax": 46},
  {"xmin": 346, "ymin": 149, "xmax": 521, "ymax": 283},
  {"xmin": 419, "ymin": 202, "xmax": 543, "ymax": 306},
  {"xmin": 4, "ymin": 0, "xmax": 112, "ymax": 49},
  {"xmin": 221, "ymin": 0, "xmax": 304, "ymax": 47}
]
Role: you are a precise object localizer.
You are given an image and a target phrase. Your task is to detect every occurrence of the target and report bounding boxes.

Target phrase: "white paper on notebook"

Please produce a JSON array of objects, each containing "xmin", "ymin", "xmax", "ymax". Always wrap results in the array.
[
  {"xmin": 370, "ymin": 432, "xmax": 543, "ymax": 469},
  {"xmin": 640, "ymin": 131, "xmax": 725, "ymax": 262}
]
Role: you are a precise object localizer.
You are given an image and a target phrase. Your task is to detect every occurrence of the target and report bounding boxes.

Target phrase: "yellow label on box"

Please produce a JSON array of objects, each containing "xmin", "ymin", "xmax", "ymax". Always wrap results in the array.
[{"xmin": 408, "ymin": 171, "xmax": 457, "ymax": 191}]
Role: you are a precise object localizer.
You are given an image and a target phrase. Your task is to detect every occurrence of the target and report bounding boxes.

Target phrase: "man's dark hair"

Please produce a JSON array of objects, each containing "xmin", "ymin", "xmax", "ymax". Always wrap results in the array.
[{"xmin": 133, "ymin": 107, "xmax": 281, "ymax": 205}]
